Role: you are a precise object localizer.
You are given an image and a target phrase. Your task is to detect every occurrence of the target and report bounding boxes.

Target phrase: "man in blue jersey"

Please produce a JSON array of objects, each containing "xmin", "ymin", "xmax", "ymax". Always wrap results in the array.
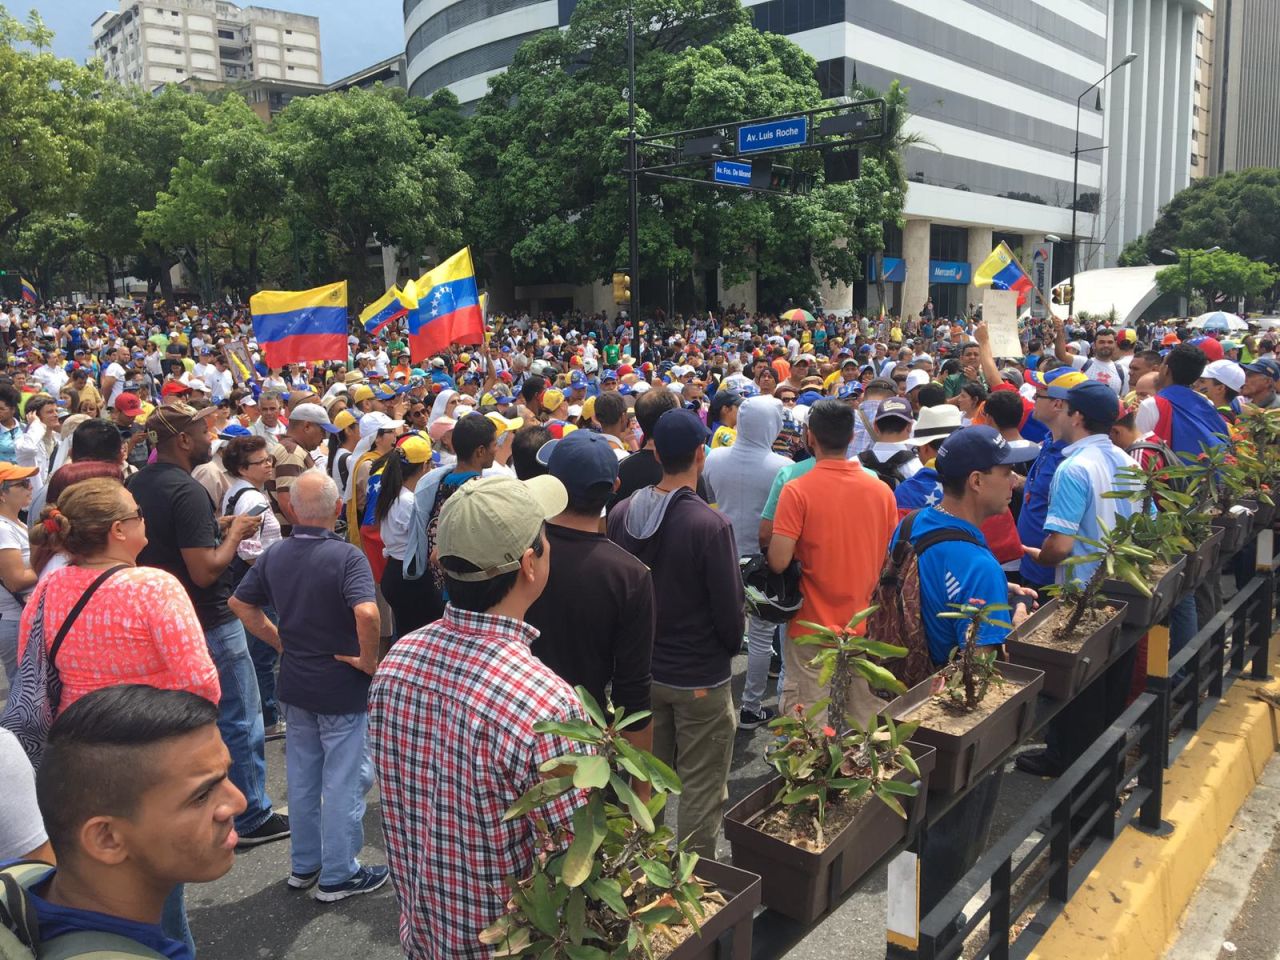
[{"xmin": 891, "ymin": 425, "xmax": 1035, "ymax": 931}]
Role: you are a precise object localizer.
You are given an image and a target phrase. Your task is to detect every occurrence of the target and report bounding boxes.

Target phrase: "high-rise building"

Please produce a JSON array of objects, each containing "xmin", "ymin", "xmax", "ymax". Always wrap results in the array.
[
  {"xmin": 1207, "ymin": 0, "xmax": 1280, "ymax": 175},
  {"xmin": 1191, "ymin": 7, "xmax": 1214, "ymax": 178},
  {"xmin": 91, "ymin": 0, "xmax": 322, "ymax": 90},
  {"xmin": 403, "ymin": 0, "xmax": 1208, "ymax": 313}
]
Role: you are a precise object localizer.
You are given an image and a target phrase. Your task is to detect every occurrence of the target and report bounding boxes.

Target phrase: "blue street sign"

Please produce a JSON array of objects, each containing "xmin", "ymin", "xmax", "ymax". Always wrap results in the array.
[
  {"xmin": 737, "ymin": 117, "xmax": 808, "ymax": 154},
  {"xmin": 713, "ymin": 160, "xmax": 752, "ymax": 187}
]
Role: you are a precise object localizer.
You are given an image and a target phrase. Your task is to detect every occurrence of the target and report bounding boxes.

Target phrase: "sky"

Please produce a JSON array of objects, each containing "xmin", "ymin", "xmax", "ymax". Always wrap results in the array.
[{"xmin": 23, "ymin": 0, "xmax": 404, "ymax": 84}]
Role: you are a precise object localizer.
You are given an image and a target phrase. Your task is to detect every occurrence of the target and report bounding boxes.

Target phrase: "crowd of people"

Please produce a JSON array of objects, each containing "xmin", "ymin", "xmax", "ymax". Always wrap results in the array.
[{"xmin": 0, "ymin": 295, "xmax": 1273, "ymax": 959}]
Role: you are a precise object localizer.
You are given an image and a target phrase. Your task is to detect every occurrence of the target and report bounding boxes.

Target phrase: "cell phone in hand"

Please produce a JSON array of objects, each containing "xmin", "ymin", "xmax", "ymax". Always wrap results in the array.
[{"xmin": 246, "ymin": 503, "xmax": 270, "ymax": 517}]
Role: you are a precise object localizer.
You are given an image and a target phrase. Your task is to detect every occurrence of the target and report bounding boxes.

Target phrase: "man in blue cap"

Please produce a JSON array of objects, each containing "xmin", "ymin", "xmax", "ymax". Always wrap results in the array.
[
  {"xmin": 526, "ymin": 430, "xmax": 655, "ymax": 760},
  {"xmin": 608, "ymin": 408, "xmax": 743, "ymax": 861},
  {"xmin": 1239, "ymin": 357, "xmax": 1280, "ymax": 411}
]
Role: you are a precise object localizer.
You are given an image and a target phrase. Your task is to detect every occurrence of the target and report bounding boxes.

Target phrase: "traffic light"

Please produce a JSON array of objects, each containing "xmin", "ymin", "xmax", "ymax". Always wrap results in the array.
[
  {"xmin": 1052, "ymin": 286, "xmax": 1062, "ymax": 305},
  {"xmin": 1051, "ymin": 284, "xmax": 1072, "ymax": 305},
  {"xmin": 612, "ymin": 271, "xmax": 631, "ymax": 305}
]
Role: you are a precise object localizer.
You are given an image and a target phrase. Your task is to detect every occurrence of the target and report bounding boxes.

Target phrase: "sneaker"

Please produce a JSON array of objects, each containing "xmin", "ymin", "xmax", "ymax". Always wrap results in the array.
[
  {"xmin": 1014, "ymin": 749, "xmax": 1064, "ymax": 779},
  {"xmin": 236, "ymin": 812, "xmax": 290, "ymax": 849},
  {"xmin": 738, "ymin": 705, "xmax": 777, "ymax": 730},
  {"xmin": 314, "ymin": 865, "xmax": 391, "ymax": 903},
  {"xmin": 264, "ymin": 720, "xmax": 286, "ymax": 741},
  {"xmin": 768, "ymin": 655, "xmax": 781, "ymax": 679},
  {"xmin": 287, "ymin": 869, "xmax": 320, "ymax": 891}
]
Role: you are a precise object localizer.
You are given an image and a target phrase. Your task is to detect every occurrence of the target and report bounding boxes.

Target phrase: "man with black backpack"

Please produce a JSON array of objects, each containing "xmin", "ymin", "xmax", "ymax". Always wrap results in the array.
[
  {"xmin": 857, "ymin": 397, "xmax": 921, "ymax": 489},
  {"xmin": 886, "ymin": 426, "xmax": 1036, "ymax": 932}
]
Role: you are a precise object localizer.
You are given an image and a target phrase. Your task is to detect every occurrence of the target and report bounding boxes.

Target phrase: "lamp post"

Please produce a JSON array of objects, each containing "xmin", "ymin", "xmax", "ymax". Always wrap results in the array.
[
  {"xmin": 1069, "ymin": 51, "xmax": 1137, "ymax": 317},
  {"xmin": 1161, "ymin": 245, "xmax": 1220, "ymax": 318},
  {"xmin": 626, "ymin": 0, "xmax": 639, "ymax": 326}
]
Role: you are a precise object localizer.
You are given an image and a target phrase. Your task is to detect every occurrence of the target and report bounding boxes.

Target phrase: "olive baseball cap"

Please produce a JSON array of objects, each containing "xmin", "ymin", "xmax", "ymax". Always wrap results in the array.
[
  {"xmin": 437, "ymin": 475, "xmax": 567, "ymax": 582},
  {"xmin": 146, "ymin": 401, "xmax": 216, "ymax": 444}
]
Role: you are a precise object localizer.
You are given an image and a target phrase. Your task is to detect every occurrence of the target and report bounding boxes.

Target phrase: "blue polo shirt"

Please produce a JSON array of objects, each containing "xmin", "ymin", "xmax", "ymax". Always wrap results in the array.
[
  {"xmin": 890, "ymin": 508, "xmax": 1011, "ymax": 666},
  {"xmin": 1043, "ymin": 434, "xmax": 1143, "ymax": 585},
  {"xmin": 1017, "ymin": 437, "xmax": 1068, "ymax": 587},
  {"xmin": 21, "ymin": 867, "xmax": 191, "ymax": 959}
]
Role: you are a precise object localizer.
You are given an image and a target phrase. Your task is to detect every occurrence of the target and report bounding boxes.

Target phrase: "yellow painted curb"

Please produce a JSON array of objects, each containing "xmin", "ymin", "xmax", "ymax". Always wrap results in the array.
[{"xmin": 1028, "ymin": 654, "xmax": 1280, "ymax": 960}]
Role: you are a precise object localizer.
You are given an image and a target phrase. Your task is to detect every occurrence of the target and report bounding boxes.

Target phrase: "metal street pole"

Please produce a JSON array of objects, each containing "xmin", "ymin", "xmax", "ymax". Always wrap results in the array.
[
  {"xmin": 1068, "ymin": 51, "xmax": 1137, "ymax": 318},
  {"xmin": 627, "ymin": 1, "xmax": 639, "ymax": 327},
  {"xmin": 1186, "ymin": 252, "xmax": 1192, "ymax": 316}
]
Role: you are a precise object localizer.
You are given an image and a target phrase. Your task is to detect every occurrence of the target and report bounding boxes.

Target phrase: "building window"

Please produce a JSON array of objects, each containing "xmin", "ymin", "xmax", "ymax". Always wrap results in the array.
[
  {"xmin": 285, "ymin": 28, "xmax": 292, "ymax": 34},
  {"xmin": 287, "ymin": 65, "xmax": 294, "ymax": 70},
  {"xmin": 218, "ymin": 29, "xmax": 234, "ymax": 39}
]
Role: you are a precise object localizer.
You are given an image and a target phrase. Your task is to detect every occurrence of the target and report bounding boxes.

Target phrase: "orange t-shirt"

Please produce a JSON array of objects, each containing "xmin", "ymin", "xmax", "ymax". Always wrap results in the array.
[{"xmin": 773, "ymin": 459, "xmax": 898, "ymax": 637}]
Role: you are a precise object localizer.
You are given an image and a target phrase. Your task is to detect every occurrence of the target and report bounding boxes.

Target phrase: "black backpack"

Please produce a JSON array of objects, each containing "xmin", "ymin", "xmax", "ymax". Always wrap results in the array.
[{"xmin": 858, "ymin": 449, "xmax": 918, "ymax": 490}]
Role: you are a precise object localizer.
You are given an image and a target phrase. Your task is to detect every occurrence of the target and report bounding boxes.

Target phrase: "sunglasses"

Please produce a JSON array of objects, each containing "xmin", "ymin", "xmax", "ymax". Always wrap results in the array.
[
  {"xmin": 779, "ymin": 396, "xmax": 797, "ymax": 403},
  {"xmin": 114, "ymin": 511, "xmax": 144, "ymax": 524}
]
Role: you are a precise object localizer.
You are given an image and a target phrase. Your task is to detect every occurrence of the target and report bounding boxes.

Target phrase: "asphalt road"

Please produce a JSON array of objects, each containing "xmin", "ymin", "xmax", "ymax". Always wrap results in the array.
[{"xmin": 173, "ymin": 652, "xmax": 1048, "ymax": 960}]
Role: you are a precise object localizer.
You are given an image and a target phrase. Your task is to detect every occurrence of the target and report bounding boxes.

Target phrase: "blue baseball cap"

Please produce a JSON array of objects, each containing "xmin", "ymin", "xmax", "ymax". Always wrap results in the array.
[
  {"xmin": 796, "ymin": 389, "xmax": 823, "ymax": 406},
  {"xmin": 218, "ymin": 423, "xmax": 252, "ymax": 440},
  {"xmin": 1065, "ymin": 380, "xmax": 1123, "ymax": 423},
  {"xmin": 837, "ymin": 380, "xmax": 863, "ymax": 400},
  {"xmin": 602, "ymin": 369, "xmax": 618, "ymax": 382},
  {"xmin": 1243, "ymin": 358, "xmax": 1280, "ymax": 380},
  {"xmin": 537, "ymin": 430, "xmax": 620, "ymax": 497},
  {"xmin": 935, "ymin": 425, "xmax": 1039, "ymax": 480},
  {"xmin": 652, "ymin": 408, "xmax": 709, "ymax": 459}
]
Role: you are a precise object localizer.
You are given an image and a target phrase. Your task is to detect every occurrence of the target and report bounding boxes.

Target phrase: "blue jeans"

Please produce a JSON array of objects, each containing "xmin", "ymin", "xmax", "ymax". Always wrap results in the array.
[
  {"xmin": 246, "ymin": 606, "xmax": 279, "ymax": 727},
  {"xmin": 1168, "ymin": 594, "xmax": 1199, "ymax": 662},
  {"xmin": 742, "ymin": 615, "xmax": 775, "ymax": 714},
  {"xmin": 204, "ymin": 618, "xmax": 273, "ymax": 833},
  {"xmin": 281, "ymin": 702, "xmax": 375, "ymax": 886},
  {"xmin": 0, "ymin": 616, "xmax": 18, "ymax": 687}
]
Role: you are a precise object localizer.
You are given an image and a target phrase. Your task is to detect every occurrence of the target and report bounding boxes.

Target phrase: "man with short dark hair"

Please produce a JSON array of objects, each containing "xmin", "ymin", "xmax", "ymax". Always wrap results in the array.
[
  {"xmin": 12, "ymin": 685, "xmax": 246, "ymax": 959},
  {"xmin": 371, "ymin": 474, "xmax": 584, "ymax": 960},
  {"xmin": 27, "ymin": 419, "xmax": 125, "ymax": 525},
  {"xmin": 266, "ymin": 402, "xmax": 338, "ymax": 535},
  {"xmin": 593, "ymin": 389, "xmax": 632, "ymax": 459},
  {"xmin": 611, "ymin": 389, "xmax": 709, "ymax": 508},
  {"xmin": 608, "ymin": 408, "xmax": 743, "ymax": 860},
  {"xmin": 526, "ymin": 430, "xmax": 655, "ymax": 753},
  {"xmin": 251, "ymin": 390, "xmax": 286, "ymax": 443},
  {"xmin": 1239, "ymin": 357, "xmax": 1280, "ymax": 409},
  {"xmin": 1055, "ymin": 320, "xmax": 1126, "ymax": 395},
  {"xmin": 768, "ymin": 398, "xmax": 898, "ymax": 728},
  {"xmin": 1134, "ymin": 343, "xmax": 1228, "ymax": 457},
  {"xmin": 127, "ymin": 402, "xmax": 289, "ymax": 848}
]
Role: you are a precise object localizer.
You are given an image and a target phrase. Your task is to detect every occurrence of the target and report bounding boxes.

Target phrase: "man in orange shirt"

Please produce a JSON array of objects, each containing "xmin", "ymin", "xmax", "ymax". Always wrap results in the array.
[{"xmin": 768, "ymin": 398, "xmax": 899, "ymax": 728}]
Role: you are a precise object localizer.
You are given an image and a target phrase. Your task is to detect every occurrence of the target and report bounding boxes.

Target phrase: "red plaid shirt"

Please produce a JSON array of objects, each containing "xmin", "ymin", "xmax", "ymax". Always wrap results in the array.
[{"xmin": 369, "ymin": 605, "xmax": 584, "ymax": 959}]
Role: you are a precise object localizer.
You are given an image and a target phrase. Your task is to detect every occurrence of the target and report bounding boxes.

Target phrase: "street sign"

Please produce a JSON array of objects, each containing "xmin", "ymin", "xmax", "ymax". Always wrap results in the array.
[
  {"xmin": 713, "ymin": 160, "xmax": 752, "ymax": 187},
  {"xmin": 737, "ymin": 117, "xmax": 808, "ymax": 154},
  {"xmin": 1030, "ymin": 243, "xmax": 1053, "ymax": 320}
]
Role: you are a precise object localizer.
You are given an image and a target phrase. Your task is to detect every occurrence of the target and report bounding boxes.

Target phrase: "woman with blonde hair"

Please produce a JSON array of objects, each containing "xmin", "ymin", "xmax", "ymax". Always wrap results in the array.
[
  {"xmin": 19, "ymin": 476, "xmax": 219, "ymax": 710},
  {"xmin": 0, "ymin": 463, "xmax": 38, "ymax": 683}
]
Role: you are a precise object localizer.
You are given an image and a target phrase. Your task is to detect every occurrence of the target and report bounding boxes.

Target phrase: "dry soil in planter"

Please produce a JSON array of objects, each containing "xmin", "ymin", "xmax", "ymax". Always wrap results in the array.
[
  {"xmin": 1018, "ymin": 604, "xmax": 1120, "ymax": 653},
  {"xmin": 755, "ymin": 770, "xmax": 896, "ymax": 852},
  {"xmin": 907, "ymin": 678, "xmax": 1026, "ymax": 736}
]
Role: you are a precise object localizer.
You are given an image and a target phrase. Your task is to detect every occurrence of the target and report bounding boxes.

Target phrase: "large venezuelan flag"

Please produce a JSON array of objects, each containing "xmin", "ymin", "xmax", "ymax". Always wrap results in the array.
[
  {"xmin": 250, "ymin": 280, "xmax": 348, "ymax": 368},
  {"xmin": 20, "ymin": 277, "xmax": 38, "ymax": 304},
  {"xmin": 409, "ymin": 247, "xmax": 484, "ymax": 361},
  {"xmin": 360, "ymin": 285, "xmax": 412, "ymax": 336},
  {"xmin": 974, "ymin": 242, "xmax": 1033, "ymax": 306}
]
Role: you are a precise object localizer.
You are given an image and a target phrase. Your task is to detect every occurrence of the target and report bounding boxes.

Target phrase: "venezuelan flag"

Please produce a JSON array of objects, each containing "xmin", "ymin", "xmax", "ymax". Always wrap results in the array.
[
  {"xmin": 974, "ymin": 242, "xmax": 1032, "ymax": 306},
  {"xmin": 250, "ymin": 280, "xmax": 348, "ymax": 368},
  {"xmin": 409, "ymin": 247, "xmax": 483, "ymax": 361},
  {"xmin": 20, "ymin": 277, "xmax": 37, "ymax": 304},
  {"xmin": 360, "ymin": 285, "xmax": 412, "ymax": 336}
]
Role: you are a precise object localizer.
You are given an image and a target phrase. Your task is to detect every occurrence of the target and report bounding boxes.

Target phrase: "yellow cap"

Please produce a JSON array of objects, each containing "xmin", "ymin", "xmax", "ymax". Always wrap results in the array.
[
  {"xmin": 485, "ymin": 412, "xmax": 524, "ymax": 436},
  {"xmin": 580, "ymin": 396, "xmax": 597, "ymax": 422},
  {"xmin": 332, "ymin": 409, "xmax": 357, "ymax": 431},
  {"xmin": 542, "ymin": 389, "xmax": 565, "ymax": 412},
  {"xmin": 351, "ymin": 385, "xmax": 375, "ymax": 403},
  {"xmin": 398, "ymin": 434, "xmax": 433, "ymax": 464}
]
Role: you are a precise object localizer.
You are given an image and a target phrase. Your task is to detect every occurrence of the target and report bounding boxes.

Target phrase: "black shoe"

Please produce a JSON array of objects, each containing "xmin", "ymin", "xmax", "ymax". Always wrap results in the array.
[
  {"xmin": 768, "ymin": 655, "xmax": 781, "ymax": 679},
  {"xmin": 314, "ymin": 865, "xmax": 390, "ymax": 902},
  {"xmin": 739, "ymin": 705, "xmax": 777, "ymax": 730},
  {"xmin": 236, "ymin": 812, "xmax": 290, "ymax": 848},
  {"xmin": 1015, "ymin": 749, "xmax": 1065, "ymax": 779}
]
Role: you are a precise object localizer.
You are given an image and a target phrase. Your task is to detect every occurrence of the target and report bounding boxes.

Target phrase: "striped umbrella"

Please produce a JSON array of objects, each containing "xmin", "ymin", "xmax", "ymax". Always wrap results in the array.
[{"xmin": 781, "ymin": 308, "xmax": 816, "ymax": 324}]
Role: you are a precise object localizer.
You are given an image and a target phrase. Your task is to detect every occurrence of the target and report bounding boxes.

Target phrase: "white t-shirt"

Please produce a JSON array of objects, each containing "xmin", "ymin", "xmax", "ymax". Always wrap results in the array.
[
  {"xmin": 0, "ymin": 728, "xmax": 46, "ymax": 860},
  {"xmin": 380, "ymin": 487, "xmax": 415, "ymax": 560},
  {"xmin": 0, "ymin": 516, "xmax": 30, "ymax": 618},
  {"xmin": 1068, "ymin": 353, "xmax": 1126, "ymax": 395},
  {"xmin": 222, "ymin": 480, "xmax": 282, "ymax": 562},
  {"xmin": 104, "ymin": 362, "xmax": 127, "ymax": 406}
]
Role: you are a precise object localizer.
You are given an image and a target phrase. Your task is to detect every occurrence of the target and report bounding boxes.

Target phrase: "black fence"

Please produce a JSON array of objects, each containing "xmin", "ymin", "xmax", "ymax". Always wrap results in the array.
[{"xmin": 898, "ymin": 534, "xmax": 1276, "ymax": 960}]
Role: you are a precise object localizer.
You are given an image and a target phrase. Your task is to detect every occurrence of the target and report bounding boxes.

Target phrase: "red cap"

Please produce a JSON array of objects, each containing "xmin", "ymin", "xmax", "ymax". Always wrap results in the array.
[
  {"xmin": 617, "ymin": 363, "xmax": 634, "ymax": 376},
  {"xmin": 161, "ymin": 380, "xmax": 191, "ymax": 397},
  {"xmin": 114, "ymin": 392, "xmax": 143, "ymax": 416}
]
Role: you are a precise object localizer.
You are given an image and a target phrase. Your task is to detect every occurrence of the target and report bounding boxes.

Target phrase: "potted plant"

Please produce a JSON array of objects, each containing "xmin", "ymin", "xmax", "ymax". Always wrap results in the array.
[
  {"xmin": 721, "ymin": 614, "xmax": 936, "ymax": 922},
  {"xmin": 480, "ymin": 688, "xmax": 760, "ymax": 960},
  {"xmin": 882, "ymin": 601, "xmax": 1044, "ymax": 795},
  {"xmin": 1196, "ymin": 442, "xmax": 1258, "ymax": 559},
  {"xmin": 1235, "ymin": 404, "xmax": 1280, "ymax": 525},
  {"xmin": 1006, "ymin": 524, "xmax": 1136, "ymax": 699}
]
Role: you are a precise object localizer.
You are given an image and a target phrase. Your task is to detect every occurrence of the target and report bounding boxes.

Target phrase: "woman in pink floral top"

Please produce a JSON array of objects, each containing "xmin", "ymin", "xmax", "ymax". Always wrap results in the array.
[{"xmin": 19, "ymin": 476, "xmax": 219, "ymax": 711}]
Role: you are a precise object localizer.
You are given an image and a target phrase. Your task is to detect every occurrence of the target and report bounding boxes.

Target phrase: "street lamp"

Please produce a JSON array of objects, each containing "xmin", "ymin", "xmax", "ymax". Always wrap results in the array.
[
  {"xmin": 1069, "ymin": 51, "xmax": 1138, "ymax": 317},
  {"xmin": 1162, "ymin": 245, "xmax": 1220, "ymax": 317}
]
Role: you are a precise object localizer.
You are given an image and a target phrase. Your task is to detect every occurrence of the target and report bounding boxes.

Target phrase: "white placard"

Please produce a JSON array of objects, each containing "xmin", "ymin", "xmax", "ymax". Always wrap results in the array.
[{"xmin": 983, "ymin": 289, "xmax": 1022, "ymax": 358}]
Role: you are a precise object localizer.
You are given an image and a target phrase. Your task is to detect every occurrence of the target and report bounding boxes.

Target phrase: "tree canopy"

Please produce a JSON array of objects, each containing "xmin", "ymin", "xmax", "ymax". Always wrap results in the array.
[
  {"xmin": 1154, "ymin": 247, "xmax": 1277, "ymax": 311},
  {"xmin": 1146, "ymin": 168, "xmax": 1280, "ymax": 268}
]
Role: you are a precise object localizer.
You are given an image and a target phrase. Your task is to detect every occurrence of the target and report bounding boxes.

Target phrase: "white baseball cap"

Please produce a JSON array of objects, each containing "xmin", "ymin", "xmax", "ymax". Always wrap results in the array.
[
  {"xmin": 1202, "ymin": 359, "xmax": 1245, "ymax": 393},
  {"xmin": 904, "ymin": 369, "xmax": 931, "ymax": 393}
]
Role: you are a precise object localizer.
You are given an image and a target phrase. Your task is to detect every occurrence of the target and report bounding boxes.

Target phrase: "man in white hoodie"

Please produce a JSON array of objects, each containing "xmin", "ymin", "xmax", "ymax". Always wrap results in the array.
[{"xmin": 703, "ymin": 395, "xmax": 791, "ymax": 728}]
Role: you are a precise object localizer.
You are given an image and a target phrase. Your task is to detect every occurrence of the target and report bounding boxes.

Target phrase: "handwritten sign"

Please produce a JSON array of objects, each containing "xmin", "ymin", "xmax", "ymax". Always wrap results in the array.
[{"xmin": 983, "ymin": 289, "xmax": 1022, "ymax": 358}]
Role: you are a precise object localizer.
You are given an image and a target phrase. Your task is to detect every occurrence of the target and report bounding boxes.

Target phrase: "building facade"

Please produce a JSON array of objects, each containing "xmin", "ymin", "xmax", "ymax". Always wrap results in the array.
[
  {"xmin": 403, "ymin": 0, "xmax": 1208, "ymax": 316},
  {"xmin": 1207, "ymin": 0, "xmax": 1280, "ymax": 175},
  {"xmin": 91, "ymin": 0, "xmax": 322, "ymax": 90}
]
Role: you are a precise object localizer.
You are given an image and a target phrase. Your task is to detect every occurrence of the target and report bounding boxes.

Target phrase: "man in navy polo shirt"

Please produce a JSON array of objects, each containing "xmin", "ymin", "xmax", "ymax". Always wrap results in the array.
[{"xmin": 891, "ymin": 425, "xmax": 1035, "ymax": 930}]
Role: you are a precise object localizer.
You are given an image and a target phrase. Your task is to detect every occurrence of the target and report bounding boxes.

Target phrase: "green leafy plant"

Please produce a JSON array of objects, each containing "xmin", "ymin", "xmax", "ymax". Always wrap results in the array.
[
  {"xmin": 1104, "ymin": 463, "xmax": 1198, "ymax": 564},
  {"xmin": 764, "ymin": 701, "xmax": 920, "ymax": 846},
  {"xmin": 1045, "ymin": 523, "xmax": 1154, "ymax": 641},
  {"xmin": 791, "ymin": 607, "xmax": 908, "ymax": 729},
  {"xmin": 936, "ymin": 600, "xmax": 1011, "ymax": 711},
  {"xmin": 479, "ymin": 688, "xmax": 711, "ymax": 960}
]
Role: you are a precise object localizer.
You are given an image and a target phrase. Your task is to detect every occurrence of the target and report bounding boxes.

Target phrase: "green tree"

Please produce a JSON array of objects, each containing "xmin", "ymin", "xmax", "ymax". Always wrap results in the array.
[
  {"xmin": 1147, "ymin": 169, "xmax": 1280, "ymax": 268},
  {"xmin": 1, "ymin": 211, "xmax": 93, "ymax": 298},
  {"xmin": 1117, "ymin": 233, "xmax": 1150, "ymax": 266},
  {"xmin": 461, "ymin": 0, "xmax": 904, "ymax": 312},
  {"xmin": 0, "ymin": 7, "xmax": 106, "ymax": 241},
  {"xmin": 140, "ymin": 94, "xmax": 285, "ymax": 300},
  {"xmin": 272, "ymin": 87, "xmax": 472, "ymax": 302},
  {"xmin": 1155, "ymin": 247, "xmax": 1276, "ymax": 310}
]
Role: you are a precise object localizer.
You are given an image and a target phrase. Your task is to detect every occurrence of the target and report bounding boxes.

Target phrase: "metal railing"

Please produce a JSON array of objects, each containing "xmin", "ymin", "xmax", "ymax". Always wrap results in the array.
[{"xmin": 893, "ymin": 534, "xmax": 1275, "ymax": 960}]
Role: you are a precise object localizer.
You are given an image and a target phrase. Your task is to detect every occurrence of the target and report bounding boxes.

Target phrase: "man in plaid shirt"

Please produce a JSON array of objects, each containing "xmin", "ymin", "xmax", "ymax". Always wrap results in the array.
[{"xmin": 370, "ymin": 473, "xmax": 584, "ymax": 959}]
